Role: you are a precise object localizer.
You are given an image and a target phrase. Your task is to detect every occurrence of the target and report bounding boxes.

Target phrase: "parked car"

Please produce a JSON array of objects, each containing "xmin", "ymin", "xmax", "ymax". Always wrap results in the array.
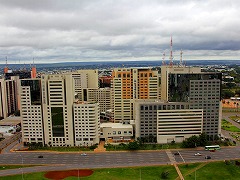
[
  {"xmin": 174, "ymin": 152, "xmax": 179, "ymax": 155},
  {"xmin": 205, "ymin": 156, "xmax": 211, "ymax": 159},
  {"xmin": 194, "ymin": 153, "xmax": 202, "ymax": 156}
]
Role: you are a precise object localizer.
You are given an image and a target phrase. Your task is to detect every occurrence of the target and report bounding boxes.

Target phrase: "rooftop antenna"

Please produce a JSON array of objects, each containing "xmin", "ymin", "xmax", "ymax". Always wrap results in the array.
[
  {"xmin": 180, "ymin": 49, "xmax": 183, "ymax": 66},
  {"xmin": 162, "ymin": 52, "xmax": 166, "ymax": 65},
  {"xmin": 169, "ymin": 36, "xmax": 173, "ymax": 67}
]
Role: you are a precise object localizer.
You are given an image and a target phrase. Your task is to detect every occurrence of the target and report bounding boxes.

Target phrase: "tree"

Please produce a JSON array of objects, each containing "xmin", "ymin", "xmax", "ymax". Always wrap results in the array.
[
  {"xmin": 222, "ymin": 90, "xmax": 235, "ymax": 99},
  {"xmin": 198, "ymin": 133, "xmax": 208, "ymax": 146},
  {"xmin": 127, "ymin": 141, "xmax": 140, "ymax": 150},
  {"xmin": 160, "ymin": 171, "xmax": 169, "ymax": 179}
]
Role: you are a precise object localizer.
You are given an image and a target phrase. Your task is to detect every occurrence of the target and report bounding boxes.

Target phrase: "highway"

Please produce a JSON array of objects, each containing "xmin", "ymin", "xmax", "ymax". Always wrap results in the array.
[{"xmin": 0, "ymin": 147, "xmax": 239, "ymax": 177}]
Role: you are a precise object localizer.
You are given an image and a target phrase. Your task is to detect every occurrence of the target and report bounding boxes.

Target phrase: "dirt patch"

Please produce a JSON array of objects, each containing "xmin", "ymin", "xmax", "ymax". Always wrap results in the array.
[{"xmin": 44, "ymin": 169, "xmax": 93, "ymax": 180}]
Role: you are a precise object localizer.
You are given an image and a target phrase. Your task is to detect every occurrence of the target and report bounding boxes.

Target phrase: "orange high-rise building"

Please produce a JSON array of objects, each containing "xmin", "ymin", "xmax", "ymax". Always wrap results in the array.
[{"xmin": 112, "ymin": 68, "xmax": 159, "ymax": 123}]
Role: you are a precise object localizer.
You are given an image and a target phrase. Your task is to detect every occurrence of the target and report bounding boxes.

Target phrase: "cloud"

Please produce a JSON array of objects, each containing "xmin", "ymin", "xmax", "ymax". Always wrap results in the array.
[{"xmin": 0, "ymin": 0, "xmax": 239, "ymax": 63}]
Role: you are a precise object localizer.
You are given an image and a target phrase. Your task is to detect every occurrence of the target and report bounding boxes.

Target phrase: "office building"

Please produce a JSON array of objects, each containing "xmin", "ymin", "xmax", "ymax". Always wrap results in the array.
[
  {"xmin": 133, "ymin": 99, "xmax": 203, "ymax": 143},
  {"xmin": 112, "ymin": 68, "xmax": 160, "ymax": 123},
  {"xmin": 20, "ymin": 79, "xmax": 44, "ymax": 144},
  {"xmin": 73, "ymin": 101, "xmax": 100, "ymax": 146},
  {"xmin": 161, "ymin": 65, "xmax": 222, "ymax": 139}
]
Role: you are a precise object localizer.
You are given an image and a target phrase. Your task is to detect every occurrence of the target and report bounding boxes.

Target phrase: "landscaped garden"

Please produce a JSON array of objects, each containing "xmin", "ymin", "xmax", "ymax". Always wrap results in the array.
[{"xmin": 221, "ymin": 119, "xmax": 240, "ymax": 132}]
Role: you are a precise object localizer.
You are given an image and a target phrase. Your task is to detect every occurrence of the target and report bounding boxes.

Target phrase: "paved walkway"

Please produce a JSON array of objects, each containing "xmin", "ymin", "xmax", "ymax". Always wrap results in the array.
[
  {"xmin": 94, "ymin": 141, "xmax": 106, "ymax": 152},
  {"xmin": 166, "ymin": 150, "xmax": 184, "ymax": 180}
]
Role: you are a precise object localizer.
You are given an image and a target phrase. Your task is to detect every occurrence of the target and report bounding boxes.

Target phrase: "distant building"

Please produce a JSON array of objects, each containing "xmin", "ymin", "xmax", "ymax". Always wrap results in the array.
[{"xmin": 99, "ymin": 75, "xmax": 111, "ymax": 88}]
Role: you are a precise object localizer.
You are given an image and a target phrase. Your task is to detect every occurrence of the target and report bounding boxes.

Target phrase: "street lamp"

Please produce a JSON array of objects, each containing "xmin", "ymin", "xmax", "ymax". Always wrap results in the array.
[{"xmin": 19, "ymin": 154, "xmax": 24, "ymax": 180}]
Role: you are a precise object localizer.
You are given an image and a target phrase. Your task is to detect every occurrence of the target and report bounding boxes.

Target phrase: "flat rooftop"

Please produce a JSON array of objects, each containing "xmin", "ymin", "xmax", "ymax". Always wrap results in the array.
[{"xmin": 101, "ymin": 123, "xmax": 132, "ymax": 129}]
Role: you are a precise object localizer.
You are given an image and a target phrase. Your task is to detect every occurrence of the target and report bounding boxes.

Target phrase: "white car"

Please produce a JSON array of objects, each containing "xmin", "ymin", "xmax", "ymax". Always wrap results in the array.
[
  {"xmin": 81, "ymin": 153, "xmax": 87, "ymax": 156},
  {"xmin": 194, "ymin": 153, "xmax": 202, "ymax": 156}
]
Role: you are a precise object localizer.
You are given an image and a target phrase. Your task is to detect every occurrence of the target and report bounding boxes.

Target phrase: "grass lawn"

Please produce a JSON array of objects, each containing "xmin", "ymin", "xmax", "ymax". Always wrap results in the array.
[
  {"xmin": 0, "ymin": 166, "xmax": 178, "ymax": 180},
  {"xmin": 2, "ymin": 161, "xmax": 240, "ymax": 180},
  {"xmin": 222, "ymin": 119, "xmax": 240, "ymax": 132},
  {"xmin": 179, "ymin": 161, "xmax": 240, "ymax": 180},
  {"xmin": 0, "ymin": 172, "xmax": 46, "ymax": 180}
]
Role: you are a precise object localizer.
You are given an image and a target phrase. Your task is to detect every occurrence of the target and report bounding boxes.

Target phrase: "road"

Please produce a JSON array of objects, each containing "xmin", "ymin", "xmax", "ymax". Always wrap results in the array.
[{"xmin": 0, "ymin": 147, "xmax": 239, "ymax": 177}]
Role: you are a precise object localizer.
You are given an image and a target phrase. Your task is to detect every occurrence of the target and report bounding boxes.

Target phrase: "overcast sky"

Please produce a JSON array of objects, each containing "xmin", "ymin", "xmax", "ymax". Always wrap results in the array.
[{"xmin": 0, "ymin": 0, "xmax": 240, "ymax": 64}]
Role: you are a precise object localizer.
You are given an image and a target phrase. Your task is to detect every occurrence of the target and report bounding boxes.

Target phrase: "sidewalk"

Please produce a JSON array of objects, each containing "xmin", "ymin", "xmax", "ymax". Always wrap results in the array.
[{"xmin": 94, "ymin": 141, "xmax": 106, "ymax": 152}]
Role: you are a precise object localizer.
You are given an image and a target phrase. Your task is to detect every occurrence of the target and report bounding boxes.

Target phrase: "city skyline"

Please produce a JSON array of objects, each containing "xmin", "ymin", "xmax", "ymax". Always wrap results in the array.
[{"xmin": 0, "ymin": 0, "xmax": 240, "ymax": 63}]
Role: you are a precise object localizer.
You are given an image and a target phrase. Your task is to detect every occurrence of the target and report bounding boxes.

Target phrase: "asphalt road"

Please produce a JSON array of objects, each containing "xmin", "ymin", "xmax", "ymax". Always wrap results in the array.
[{"xmin": 0, "ymin": 147, "xmax": 239, "ymax": 177}]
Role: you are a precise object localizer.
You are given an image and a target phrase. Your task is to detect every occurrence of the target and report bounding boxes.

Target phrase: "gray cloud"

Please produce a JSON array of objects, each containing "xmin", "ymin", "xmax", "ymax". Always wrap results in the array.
[{"xmin": 0, "ymin": 0, "xmax": 239, "ymax": 63}]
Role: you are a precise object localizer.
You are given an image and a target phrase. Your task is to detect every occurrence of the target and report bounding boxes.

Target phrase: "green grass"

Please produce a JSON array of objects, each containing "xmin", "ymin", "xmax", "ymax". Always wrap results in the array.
[
  {"xmin": 2, "ymin": 161, "xmax": 240, "ymax": 180},
  {"xmin": 222, "ymin": 119, "xmax": 240, "ymax": 132},
  {"xmin": 0, "ymin": 172, "xmax": 46, "ymax": 180},
  {"xmin": 179, "ymin": 161, "xmax": 240, "ymax": 180},
  {"xmin": 0, "ymin": 166, "xmax": 178, "ymax": 180}
]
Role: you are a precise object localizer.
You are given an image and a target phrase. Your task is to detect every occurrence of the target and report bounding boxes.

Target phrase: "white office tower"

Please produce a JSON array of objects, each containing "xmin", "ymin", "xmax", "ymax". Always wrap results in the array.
[
  {"xmin": 20, "ymin": 79, "xmax": 44, "ymax": 144},
  {"xmin": 73, "ymin": 102, "xmax": 100, "ymax": 146},
  {"xmin": 41, "ymin": 74, "xmax": 75, "ymax": 147}
]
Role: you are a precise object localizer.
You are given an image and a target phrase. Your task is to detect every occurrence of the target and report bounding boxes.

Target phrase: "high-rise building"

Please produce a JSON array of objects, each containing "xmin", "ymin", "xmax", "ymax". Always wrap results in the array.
[
  {"xmin": 0, "ymin": 76, "xmax": 21, "ymax": 118},
  {"xmin": 41, "ymin": 74, "xmax": 75, "ymax": 146},
  {"xmin": 20, "ymin": 71, "xmax": 101, "ymax": 147},
  {"xmin": 161, "ymin": 65, "xmax": 222, "ymax": 139},
  {"xmin": 20, "ymin": 79, "xmax": 44, "ymax": 144},
  {"xmin": 112, "ymin": 68, "xmax": 160, "ymax": 123},
  {"xmin": 73, "ymin": 101, "xmax": 100, "ymax": 146}
]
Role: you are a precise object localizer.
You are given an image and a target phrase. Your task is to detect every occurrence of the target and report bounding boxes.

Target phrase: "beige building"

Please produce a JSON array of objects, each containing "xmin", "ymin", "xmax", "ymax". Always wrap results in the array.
[
  {"xmin": 20, "ymin": 79, "xmax": 44, "ymax": 144},
  {"xmin": 112, "ymin": 68, "xmax": 160, "ymax": 123},
  {"xmin": 100, "ymin": 123, "xmax": 133, "ymax": 142},
  {"xmin": 20, "ymin": 70, "xmax": 102, "ymax": 147},
  {"xmin": 0, "ymin": 77, "xmax": 21, "ymax": 119},
  {"xmin": 41, "ymin": 74, "xmax": 75, "ymax": 147},
  {"xmin": 80, "ymin": 88, "xmax": 111, "ymax": 113},
  {"xmin": 157, "ymin": 109, "xmax": 203, "ymax": 143},
  {"xmin": 73, "ymin": 101, "xmax": 100, "ymax": 146}
]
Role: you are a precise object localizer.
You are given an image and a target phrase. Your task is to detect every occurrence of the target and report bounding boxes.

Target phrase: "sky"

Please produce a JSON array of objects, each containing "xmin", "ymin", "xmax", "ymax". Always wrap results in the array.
[{"xmin": 0, "ymin": 0, "xmax": 240, "ymax": 64}]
